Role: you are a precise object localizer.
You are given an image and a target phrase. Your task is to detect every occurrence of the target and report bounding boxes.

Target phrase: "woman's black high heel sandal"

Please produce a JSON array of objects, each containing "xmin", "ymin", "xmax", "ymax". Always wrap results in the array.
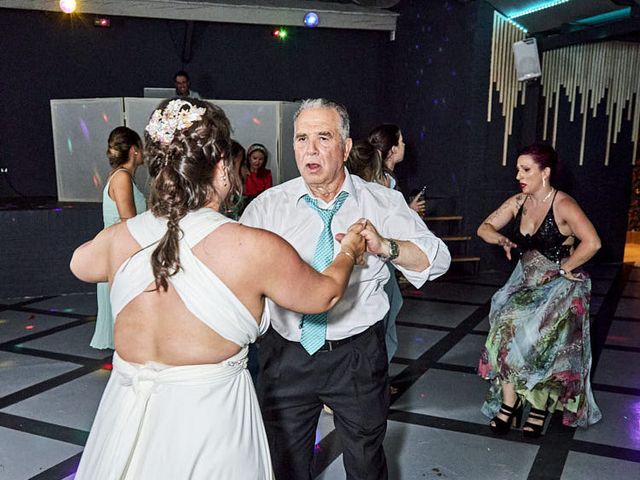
[
  {"xmin": 490, "ymin": 399, "xmax": 523, "ymax": 435},
  {"xmin": 523, "ymin": 407, "xmax": 548, "ymax": 439}
]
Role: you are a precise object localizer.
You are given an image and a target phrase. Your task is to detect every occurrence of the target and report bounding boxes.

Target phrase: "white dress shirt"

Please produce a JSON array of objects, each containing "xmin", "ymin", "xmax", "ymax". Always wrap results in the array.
[{"xmin": 240, "ymin": 170, "xmax": 451, "ymax": 342}]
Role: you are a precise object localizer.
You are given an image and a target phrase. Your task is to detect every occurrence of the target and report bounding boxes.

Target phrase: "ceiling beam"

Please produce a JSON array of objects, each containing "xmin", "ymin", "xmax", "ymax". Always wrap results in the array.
[
  {"xmin": 537, "ymin": 16, "xmax": 640, "ymax": 50},
  {"xmin": 0, "ymin": 0, "xmax": 398, "ymax": 32}
]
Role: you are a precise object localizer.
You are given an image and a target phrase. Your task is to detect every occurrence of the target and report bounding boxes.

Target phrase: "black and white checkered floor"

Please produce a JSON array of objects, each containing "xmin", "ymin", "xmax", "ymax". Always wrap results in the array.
[{"xmin": 1, "ymin": 265, "xmax": 639, "ymax": 479}]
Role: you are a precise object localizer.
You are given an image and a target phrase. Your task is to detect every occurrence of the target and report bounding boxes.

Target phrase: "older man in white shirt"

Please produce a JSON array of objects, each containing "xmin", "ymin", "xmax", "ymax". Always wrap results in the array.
[{"xmin": 241, "ymin": 98, "xmax": 451, "ymax": 480}]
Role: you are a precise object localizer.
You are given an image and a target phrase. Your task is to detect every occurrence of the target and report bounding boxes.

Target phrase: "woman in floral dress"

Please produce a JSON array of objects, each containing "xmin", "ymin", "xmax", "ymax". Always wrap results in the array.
[{"xmin": 477, "ymin": 144, "xmax": 602, "ymax": 437}]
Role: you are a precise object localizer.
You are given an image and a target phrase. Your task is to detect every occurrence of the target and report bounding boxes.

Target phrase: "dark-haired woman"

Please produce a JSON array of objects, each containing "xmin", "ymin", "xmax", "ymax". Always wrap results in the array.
[
  {"xmin": 368, "ymin": 124, "xmax": 426, "ymax": 216},
  {"xmin": 71, "ymin": 98, "xmax": 365, "ymax": 478},
  {"xmin": 346, "ymin": 139, "xmax": 403, "ymax": 363},
  {"xmin": 91, "ymin": 126, "xmax": 146, "ymax": 350},
  {"xmin": 477, "ymin": 144, "xmax": 602, "ymax": 437},
  {"xmin": 244, "ymin": 143, "xmax": 272, "ymax": 201}
]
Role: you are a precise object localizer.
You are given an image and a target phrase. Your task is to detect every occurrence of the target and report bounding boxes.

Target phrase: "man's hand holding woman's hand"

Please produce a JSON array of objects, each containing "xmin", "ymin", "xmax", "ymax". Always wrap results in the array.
[{"xmin": 336, "ymin": 220, "xmax": 367, "ymax": 265}]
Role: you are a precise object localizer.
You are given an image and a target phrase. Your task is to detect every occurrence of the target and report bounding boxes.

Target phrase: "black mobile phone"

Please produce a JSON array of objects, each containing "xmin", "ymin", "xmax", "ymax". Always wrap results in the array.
[{"xmin": 419, "ymin": 185, "xmax": 427, "ymax": 198}]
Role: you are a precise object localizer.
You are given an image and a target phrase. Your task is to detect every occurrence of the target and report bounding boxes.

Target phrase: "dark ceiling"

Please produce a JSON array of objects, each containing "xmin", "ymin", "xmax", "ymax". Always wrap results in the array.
[{"xmin": 487, "ymin": 0, "xmax": 640, "ymax": 49}]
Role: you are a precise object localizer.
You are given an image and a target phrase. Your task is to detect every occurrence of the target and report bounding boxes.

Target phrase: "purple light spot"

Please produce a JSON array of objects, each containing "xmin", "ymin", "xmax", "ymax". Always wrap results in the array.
[
  {"xmin": 420, "ymin": 131, "xmax": 426, "ymax": 141},
  {"xmin": 416, "ymin": 80, "xmax": 421, "ymax": 86},
  {"xmin": 427, "ymin": 25, "xmax": 432, "ymax": 32},
  {"xmin": 451, "ymin": 69, "xmax": 457, "ymax": 77},
  {"xmin": 79, "ymin": 118, "xmax": 90, "ymax": 141},
  {"xmin": 427, "ymin": 57, "xmax": 432, "ymax": 65},
  {"xmin": 433, "ymin": 99, "xmax": 439, "ymax": 105},
  {"xmin": 415, "ymin": 44, "xmax": 420, "ymax": 50},
  {"xmin": 53, "ymin": 208, "xmax": 63, "ymax": 212}
]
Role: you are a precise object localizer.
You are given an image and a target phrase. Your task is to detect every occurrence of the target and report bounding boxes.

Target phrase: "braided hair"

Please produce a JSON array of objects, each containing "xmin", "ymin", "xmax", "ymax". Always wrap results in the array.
[{"xmin": 144, "ymin": 98, "xmax": 233, "ymax": 291}]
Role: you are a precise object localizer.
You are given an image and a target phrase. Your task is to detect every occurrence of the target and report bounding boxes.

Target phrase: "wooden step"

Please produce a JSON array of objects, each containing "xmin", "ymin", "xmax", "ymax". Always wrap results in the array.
[
  {"xmin": 425, "ymin": 215, "xmax": 463, "ymax": 222},
  {"xmin": 451, "ymin": 256, "xmax": 481, "ymax": 263},
  {"xmin": 442, "ymin": 235, "xmax": 472, "ymax": 242}
]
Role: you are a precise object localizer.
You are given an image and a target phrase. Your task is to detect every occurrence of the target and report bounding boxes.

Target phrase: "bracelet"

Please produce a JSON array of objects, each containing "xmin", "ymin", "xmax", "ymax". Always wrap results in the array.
[
  {"xmin": 338, "ymin": 250, "xmax": 356, "ymax": 264},
  {"xmin": 559, "ymin": 267, "xmax": 570, "ymax": 276}
]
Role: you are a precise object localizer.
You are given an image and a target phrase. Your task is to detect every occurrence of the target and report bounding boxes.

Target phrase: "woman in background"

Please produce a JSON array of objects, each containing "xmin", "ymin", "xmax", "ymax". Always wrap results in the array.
[
  {"xmin": 71, "ymin": 98, "xmax": 365, "ymax": 478},
  {"xmin": 91, "ymin": 126, "xmax": 146, "ymax": 350},
  {"xmin": 368, "ymin": 123, "xmax": 426, "ymax": 216},
  {"xmin": 477, "ymin": 143, "xmax": 601, "ymax": 437},
  {"xmin": 243, "ymin": 143, "xmax": 272, "ymax": 202},
  {"xmin": 224, "ymin": 139, "xmax": 248, "ymax": 220},
  {"xmin": 347, "ymin": 139, "xmax": 403, "ymax": 365}
]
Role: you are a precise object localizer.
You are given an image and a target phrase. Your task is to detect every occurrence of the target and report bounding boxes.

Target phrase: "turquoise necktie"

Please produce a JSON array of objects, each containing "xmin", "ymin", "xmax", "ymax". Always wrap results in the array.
[{"xmin": 300, "ymin": 191, "xmax": 349, "ymax": 354}]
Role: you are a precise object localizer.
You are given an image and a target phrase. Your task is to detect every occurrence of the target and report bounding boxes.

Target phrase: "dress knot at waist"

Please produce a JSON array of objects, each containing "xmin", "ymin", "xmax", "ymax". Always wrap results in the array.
[{"xmin": 112, "ymin": 347, "xmax": 250, "ymax": 388}]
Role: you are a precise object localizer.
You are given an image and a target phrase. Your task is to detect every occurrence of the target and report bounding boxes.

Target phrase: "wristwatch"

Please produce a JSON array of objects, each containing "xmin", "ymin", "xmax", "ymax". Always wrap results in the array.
[
  {"xmin": 559, "ymin": 268, "xmax": 569, "ymax": 276},
  {"xmin": 379, "ymin": 238, "xmax": 400, "ymax": 262}
]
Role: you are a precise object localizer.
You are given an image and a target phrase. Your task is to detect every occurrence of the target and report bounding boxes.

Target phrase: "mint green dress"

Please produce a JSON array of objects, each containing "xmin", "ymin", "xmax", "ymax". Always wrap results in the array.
[{"xmin": 91, "ymin": 169, "xmax": 146, "ymax": 349}]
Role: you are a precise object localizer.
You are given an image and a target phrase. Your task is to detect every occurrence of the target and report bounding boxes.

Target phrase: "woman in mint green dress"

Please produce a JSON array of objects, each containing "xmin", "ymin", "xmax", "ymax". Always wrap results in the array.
[{"xmin": 91, "ymin": 127, "xmax": 147, "ymax": 349}]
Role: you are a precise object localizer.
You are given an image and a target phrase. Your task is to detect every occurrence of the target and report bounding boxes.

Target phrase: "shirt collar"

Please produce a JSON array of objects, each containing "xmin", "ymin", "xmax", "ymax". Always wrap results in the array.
[{"xmin": 294, "ymin": 167, "xmax": 359, "ymax": 208}]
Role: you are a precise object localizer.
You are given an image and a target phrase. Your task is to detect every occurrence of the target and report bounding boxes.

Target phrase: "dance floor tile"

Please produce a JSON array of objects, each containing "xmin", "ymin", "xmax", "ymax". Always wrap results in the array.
[
  {"xmin": 26, "ymin": 293, "xmax": 97, "ymax": 317},
  {"xmin": 398, "ymin": 300, "xmax": 477, "ymax": 328},
  {"xmin": 389, "ymin": 362, "xmax": 406, "ymax": 378},
  {"xmin": 473, "ymin": 316, "xmax": 490, "ymax": 333},
  {"xmin": 0, "ymin": 427, "xmax": 82, "ymax": 480},
  {"xmin": 0, "ymin": 351, "xmax": 79, "ymax": 397},
  {"xmin": 17, "ymin": 323, "xmax": 112, "ymax": 360},
  {"xmin": 0, "ymin": 310, "xmax": 78, "ymax": 343},
  {"xmin": 561, "ymin": 451, "xmax": 640, "ymax": 480},
  {"xmin": 622, "ymin": 281, "xmax": 640, "ymax": 298},
  {"xmin": 316, "ymin": 409, "xmax": 335, "ymax": 444},
  {"xmin": 417, "ymin": 282, "xmax": 496, "ymax": 304},
  {"xmin": 394, "ymin": 326, "xmax": 448, "ymax": 360},
  {"xmin": 316, "ymin": 421, "xmax": 538, "ymax": 480},
  {"xmin": 573, "ymin": 391, "xmax": 640, "ymax": 451},
  {"xmin": 2, "ymin": 370, "xmax": 110, "ymax": 432},
  {"xmin": 615, "ymin": 298, "xmax": 640, "ymax": 319},
  {"xmin": 392, "ymin": 369, "xmax": 488, "ymax": 425},
  {"xmin": 593, "ymin": 350, "xmax": 640, "ymax": 389},
  {"xmin": 439, "ymin": 333, "xmax": 486, "ymax": 368},
  {"xmin": 464, "ymin": 271, "xmax": 511, "ymax": 286},
  {"xmin": 605, "ymin": 320, "xmax": 640, "ymax": 349}
]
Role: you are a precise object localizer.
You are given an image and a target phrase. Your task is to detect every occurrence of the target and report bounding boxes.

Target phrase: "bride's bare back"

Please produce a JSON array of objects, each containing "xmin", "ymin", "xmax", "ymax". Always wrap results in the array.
[{"xmin": 73, "ymin": 217, "xmax": 363, "ymax": 366}]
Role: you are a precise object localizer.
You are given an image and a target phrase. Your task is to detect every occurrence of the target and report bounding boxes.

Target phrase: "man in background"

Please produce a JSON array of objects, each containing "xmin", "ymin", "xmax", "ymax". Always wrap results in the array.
[{"xmin": 174, "ymin": 70, "xmax": 201, "ymax": 99}]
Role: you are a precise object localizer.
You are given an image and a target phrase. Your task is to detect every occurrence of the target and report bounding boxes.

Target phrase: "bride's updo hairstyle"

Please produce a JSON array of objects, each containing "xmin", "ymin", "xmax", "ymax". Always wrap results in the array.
[{"xmin": 144, "ymin": 98, "xmax": 233, "ymax": 291}]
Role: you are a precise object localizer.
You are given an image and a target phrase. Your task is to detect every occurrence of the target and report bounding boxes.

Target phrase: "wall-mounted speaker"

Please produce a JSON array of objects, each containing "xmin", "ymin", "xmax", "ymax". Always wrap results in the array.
[{"xmin": 513, "ymin": 38, "xmax": 541, "ymax": 81}]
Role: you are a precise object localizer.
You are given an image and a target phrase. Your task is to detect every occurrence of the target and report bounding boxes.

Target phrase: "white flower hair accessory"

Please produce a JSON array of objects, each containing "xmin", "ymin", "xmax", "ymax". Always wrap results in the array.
[{"xmin": 145, "ymin": 99, "xmax": 207, "ymax": 145}]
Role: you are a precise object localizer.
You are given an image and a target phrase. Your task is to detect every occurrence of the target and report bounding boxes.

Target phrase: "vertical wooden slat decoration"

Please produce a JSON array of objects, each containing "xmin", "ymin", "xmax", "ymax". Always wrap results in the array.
[
  {"xmin": 488, "ymin": 10, "xmax": 640, "ymax": 166},
  {"xmin": 487, "ymin": 12, "xmax": 526, "ymax": 165}
]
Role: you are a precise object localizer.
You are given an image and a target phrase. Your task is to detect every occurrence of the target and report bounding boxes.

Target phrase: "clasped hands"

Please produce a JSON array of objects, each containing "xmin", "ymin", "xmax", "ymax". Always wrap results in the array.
[{"xmin": 335, "ymin": 218, "xmax": 391, "ymax": 266}]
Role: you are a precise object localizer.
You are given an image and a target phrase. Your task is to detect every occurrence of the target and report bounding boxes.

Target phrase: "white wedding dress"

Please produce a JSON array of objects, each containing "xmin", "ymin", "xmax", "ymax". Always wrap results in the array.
[{"xmin": 75, "ymin": 209, "xmax": 274, "ymax": 479}]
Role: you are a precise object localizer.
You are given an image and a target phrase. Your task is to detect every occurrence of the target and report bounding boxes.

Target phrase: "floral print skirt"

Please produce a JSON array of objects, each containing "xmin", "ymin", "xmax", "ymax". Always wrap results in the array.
[{"xmin": 477, "ymin": 250, "xmax": 602, "ymax": 428}]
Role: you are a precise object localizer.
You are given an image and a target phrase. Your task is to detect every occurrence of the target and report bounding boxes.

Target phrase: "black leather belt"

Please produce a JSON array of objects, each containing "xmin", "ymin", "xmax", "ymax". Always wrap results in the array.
[{"xmin": 317, "ymin": 323, "xmax": 378, "ymax": 352}]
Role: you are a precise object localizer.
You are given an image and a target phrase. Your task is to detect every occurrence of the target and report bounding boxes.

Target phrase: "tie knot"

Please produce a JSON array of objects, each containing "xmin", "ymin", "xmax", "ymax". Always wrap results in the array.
[{"xmin": 304, "ymin": 191, "xmax": 348, "ymax": 222}]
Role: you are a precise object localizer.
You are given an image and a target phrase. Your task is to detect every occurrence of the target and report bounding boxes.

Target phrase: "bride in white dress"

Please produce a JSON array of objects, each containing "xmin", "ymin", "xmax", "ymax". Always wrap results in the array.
[{"xmin": 70, "ymin": 98, "xmax": 366, "ymax": 479}]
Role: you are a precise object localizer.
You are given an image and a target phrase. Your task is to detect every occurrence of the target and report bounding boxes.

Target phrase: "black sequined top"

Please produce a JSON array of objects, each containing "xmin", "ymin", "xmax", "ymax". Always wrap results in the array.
[{"xmin": 512, "ymin": 191, "xmax": 572, "ymax": 264}]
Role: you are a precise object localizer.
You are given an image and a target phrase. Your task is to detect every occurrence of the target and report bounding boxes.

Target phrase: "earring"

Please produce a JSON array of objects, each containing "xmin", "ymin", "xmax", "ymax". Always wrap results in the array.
[{"xmin": 221, "ymin": 174, "xmax": 228, "ymax": 187}]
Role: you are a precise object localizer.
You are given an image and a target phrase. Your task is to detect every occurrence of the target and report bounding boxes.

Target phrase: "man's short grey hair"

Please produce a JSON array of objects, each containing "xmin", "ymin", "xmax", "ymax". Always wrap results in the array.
[{"xmin": 294, "ymin": 99, "xmax": 350, "ymax": 143}]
